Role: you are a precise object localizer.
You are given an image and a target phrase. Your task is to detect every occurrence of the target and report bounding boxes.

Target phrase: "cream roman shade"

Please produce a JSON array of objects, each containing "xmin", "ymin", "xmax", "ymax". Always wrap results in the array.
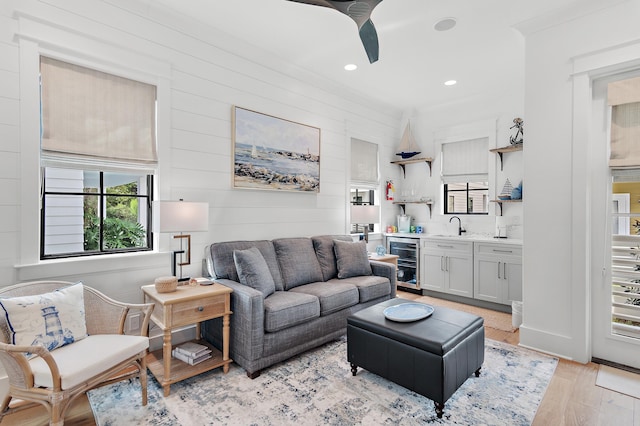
[
  {"xmin": 441, "ymin": 137, "xmax": 488, "ymax": 184},
  {"xmin": 40, "ymin": 57, "xmax": 158, "ymax": 167},
  {"xmin": 351, "ymin": 138, "xmax": 379, "ymax": 186},
  {"xmin": 608, "ymin": 76, "xmax": 640, "ymax": 168}
]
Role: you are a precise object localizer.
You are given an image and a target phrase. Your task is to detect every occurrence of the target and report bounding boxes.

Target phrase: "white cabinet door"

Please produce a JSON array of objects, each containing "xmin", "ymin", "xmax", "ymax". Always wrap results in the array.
[
  {"xmin": 447, "ymin": 253, "xmax": 473, "ymax": 297},
  {"xmin": 473, "ymin": 242, "xmax": 522, "ymax": 305},
  {"xmin": 422, "ymin": 239, "xmax": 473, "ymax": 297},
  {"xmin": 474, "ymin": 257, "xmax": 501, "ymax": 303},
  {"xmin": 504, "ymin": 260, "xmax": 523, "ymax": 304},
  {"xmin": 421, "ymin": 251, "xmax": 446, "ymax": 291}
]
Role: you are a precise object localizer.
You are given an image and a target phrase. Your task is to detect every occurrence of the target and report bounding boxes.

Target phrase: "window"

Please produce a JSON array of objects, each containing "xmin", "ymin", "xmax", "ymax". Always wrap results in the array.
[
  {"xmin": 42, "ymin": 169, "xmax": 153, "ymax": 258},
  {"xmin": 350, "ymin": 138, "xmax": 379, "ymax": 234},
  {"xmin": 441, "ymin": 137, "xmax": 489, "ymax": 215},
  {"xmin": 350, "ymin": 188, "xmax": 375, "ymax": 233},
  {"xmin": 611, "ymin": 171, "xmax": 640, "ymax": 339},
  {"xmin": 444, "ymin": 182, "xmax": 489, "ymax": 214},
  {"xmin": 608, "ymin": 76, "xmax": 640, "ymax": 340},
  {"xmin": 39, "ymin": 57, "xmax": 157, "ymax": 259}
]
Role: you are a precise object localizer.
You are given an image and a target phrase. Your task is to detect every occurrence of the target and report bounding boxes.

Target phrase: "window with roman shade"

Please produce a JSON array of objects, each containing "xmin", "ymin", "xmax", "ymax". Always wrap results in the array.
[
  {"xmin": 441, "ymin": 137, "xmax": 489, "ymax": 214},
  {"xmin": 350, "ymin": 138, "xmax": 379, "ymax": 233},
  {"xmin": 39, "ymin": 56, "xmax": 157, "ymax": 259},
  {"xmin": 350, "ymin": 138, "xmax": 379, "ymax": 187},
  {"xmin": 40, "ymin": 56, "xmax": 158, "ymax": 168}
]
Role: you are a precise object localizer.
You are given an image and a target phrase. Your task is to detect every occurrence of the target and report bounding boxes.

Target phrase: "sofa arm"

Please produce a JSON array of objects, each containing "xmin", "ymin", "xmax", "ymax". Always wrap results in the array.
[
  {"xmin": 206, "ymin": 279, "xmax": 266, "ymax": 362},
  {"xmin": 369, "ymin": 260, "xmax": 397, "ymax": 298}
]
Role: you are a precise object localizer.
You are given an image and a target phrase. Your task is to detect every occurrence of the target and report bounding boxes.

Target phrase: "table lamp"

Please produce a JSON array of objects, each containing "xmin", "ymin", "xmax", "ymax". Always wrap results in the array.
[
  {"xmin": 350, "ymin": 205, "xmax": 380, "ymax": 243},
  {"xmin": 159, "ymin": 200, "xmax": 209, "ymax": 281}
]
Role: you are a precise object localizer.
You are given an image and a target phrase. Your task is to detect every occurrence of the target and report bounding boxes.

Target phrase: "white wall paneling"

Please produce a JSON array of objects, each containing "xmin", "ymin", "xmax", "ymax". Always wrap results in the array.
[{"xmin": 2, "ymin": 0, "xmax": 402, "ymax": 299}]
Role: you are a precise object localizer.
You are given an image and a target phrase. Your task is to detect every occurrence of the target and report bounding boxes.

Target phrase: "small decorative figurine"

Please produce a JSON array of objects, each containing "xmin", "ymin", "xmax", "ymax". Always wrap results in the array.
[{"xmin": 510, "ymin": 117, "xmax": 524, "ymax": 145}]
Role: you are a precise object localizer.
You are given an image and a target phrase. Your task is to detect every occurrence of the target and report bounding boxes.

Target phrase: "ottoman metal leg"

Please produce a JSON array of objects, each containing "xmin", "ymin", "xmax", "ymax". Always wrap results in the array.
[{"xmin": 350, "ymin": 363, "xmax": 358, "ymax": 376}]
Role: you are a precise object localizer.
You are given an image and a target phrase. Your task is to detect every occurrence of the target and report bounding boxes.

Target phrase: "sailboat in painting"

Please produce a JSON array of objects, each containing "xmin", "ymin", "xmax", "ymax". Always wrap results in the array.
[{"xmin": 395, "ymin": 121, "xmax": 421, "ymax": 159}]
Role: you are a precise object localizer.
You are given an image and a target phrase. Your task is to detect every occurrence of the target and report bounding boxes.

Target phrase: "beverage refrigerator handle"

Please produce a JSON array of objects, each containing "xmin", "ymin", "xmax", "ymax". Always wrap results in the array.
[{"xmin": 498, "ymin": 262, "xmax": 501, "ymax": 279}]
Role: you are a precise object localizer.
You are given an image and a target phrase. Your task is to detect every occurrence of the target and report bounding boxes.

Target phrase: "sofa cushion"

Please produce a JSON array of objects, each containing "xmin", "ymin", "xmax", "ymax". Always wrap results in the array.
[
  {"xmin": 273, "ymin": 238, "xmax": 324, "ymax": 290},
  {"xmin": 29, "ymin": 334, "xmax": 148, "ymax": 389},
  {"xmin": 332, "ymin": 275, "xmax": 391, "ymax": 303},
  {"xmin": 208, "ymin": 240, "xmax": 285, "ymax": 291},
  {"xmin": 0, "ymin": 282, "xmax": 88, "ymax": 354},
  {"xmin": 311, "ymin": 235, "xmax": 354, "ymax": 281},
  {"xmin": 263, "ymin": 291, "xmax": 320, "ymax": 333},
  {"xmin": 334, "ymin": 240, "xmax": 372, "ymax": 279},
  {"xmin": 233, "ymin": 247, "xmax": 276, "ymax": 298},
  {"xmin": 290, "ymin": 281, "xmax": 359, "ymax": 316}
]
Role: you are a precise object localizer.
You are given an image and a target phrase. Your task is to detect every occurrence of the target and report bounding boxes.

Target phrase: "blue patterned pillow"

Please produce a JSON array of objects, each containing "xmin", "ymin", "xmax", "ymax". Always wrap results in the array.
[{"xmin": 0, "ymin": 282, "xmax": 88, "ymax": 353}]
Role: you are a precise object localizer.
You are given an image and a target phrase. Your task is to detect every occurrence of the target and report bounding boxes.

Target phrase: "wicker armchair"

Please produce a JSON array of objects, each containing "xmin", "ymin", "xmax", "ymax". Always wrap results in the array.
[{"xmin": 0, "ymin": 281, "xmax": 154, "ymax": 426}]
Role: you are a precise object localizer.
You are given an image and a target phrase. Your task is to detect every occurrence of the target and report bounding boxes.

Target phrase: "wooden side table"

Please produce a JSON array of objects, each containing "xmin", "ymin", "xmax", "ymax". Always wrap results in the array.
[
  {"xmin": 142, "ymin": 283, "xmax": 233, "ymax": 396},
  {"xmin": 369, "ymin": 253, "xmax": 399, "ymax": 267}
]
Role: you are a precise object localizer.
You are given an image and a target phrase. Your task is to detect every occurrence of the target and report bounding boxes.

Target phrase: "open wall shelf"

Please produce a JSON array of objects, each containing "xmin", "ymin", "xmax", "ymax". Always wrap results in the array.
[
  {"xmin": 490, "ymin": 199, "xmax": 522, "ymax": 215},
  {"xmin": 390, "ymin": 157, "xmax": 434, "ymax": 177},
  {"xmin": 490, "ymin": 145, "xmax": 522, "ymax": 171},
  {"xmin": 393, "ymin": 201, "xmax": 433, "ymax": 218}
]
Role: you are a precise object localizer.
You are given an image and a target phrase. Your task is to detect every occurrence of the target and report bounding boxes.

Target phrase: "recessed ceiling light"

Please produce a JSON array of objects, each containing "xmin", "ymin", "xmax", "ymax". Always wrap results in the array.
[
  {"xmin": 444, "ymin": 80, "xmax": 457, "ymax": 86},
  {"xmin": 434, "ymin": 17, "xmax": 457, "ymax": 32},
  {"xmin": 344, "ymin": 64, "xmax": 358, "ymax": 71}
]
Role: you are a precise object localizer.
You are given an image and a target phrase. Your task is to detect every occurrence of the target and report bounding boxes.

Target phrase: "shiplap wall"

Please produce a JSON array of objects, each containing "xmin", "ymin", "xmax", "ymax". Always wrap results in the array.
[{"xmin": 0, "ymin": 0, "xmax": 402, "ymax": 302}]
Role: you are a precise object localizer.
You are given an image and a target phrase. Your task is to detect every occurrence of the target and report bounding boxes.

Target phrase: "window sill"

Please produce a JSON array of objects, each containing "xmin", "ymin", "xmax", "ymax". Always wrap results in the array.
[{"xmin": 15, "ymin": 251, "xmax": 169, "ymax": 282}]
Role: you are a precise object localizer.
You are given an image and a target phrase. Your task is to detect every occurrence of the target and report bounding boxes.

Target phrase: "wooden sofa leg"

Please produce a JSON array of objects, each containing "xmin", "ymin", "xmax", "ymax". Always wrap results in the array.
[{"xmin": 247, "ymin": 370, "xmax": 261, "ymax": 379}]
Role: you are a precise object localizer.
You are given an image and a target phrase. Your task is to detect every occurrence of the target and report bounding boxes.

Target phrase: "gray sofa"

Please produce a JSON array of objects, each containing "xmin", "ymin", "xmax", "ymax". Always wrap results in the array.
[{"xmin": 202, "ymin": 235, "xmax": 396, "ymax": 378}]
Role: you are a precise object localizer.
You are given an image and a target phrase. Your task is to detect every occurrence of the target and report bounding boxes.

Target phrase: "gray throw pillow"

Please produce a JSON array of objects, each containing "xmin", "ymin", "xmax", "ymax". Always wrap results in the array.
[
  {"xmin": 233, "ymin": 247, "xmax": 276, "ymax": 298},
  {"xmin": 334, "ymin": 240, "xmax": 372, "ymax": 279}
]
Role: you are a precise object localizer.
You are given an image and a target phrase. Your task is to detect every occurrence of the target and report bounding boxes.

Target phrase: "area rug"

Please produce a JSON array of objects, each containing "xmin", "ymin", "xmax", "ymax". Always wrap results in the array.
[
  {"xmin": 596, "ymin": 364, "xmax": 640, "ymax": 399},
  {"xmin": 89, "ymin": 338, "xmax": 557, "ymax": 425}
]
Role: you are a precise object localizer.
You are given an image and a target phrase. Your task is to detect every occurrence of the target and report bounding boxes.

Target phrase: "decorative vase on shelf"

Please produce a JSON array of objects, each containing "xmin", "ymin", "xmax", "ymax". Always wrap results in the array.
[{"xmin": 511, "ymin": 181, "xmax": 523, "ymax": 200}]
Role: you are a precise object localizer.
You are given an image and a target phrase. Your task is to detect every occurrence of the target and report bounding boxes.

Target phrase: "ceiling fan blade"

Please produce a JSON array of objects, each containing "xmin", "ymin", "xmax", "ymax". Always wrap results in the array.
[
  {"xmin": 285, "ymin": 0, "xmax": 383, "ymax": 63},
  {"xmin": 286, "ymin": 0, "xmax": 335, "ymax": 9},
  {"xmin": 358, "ymin": 18, "xmax": 379, "ymax": 63}
]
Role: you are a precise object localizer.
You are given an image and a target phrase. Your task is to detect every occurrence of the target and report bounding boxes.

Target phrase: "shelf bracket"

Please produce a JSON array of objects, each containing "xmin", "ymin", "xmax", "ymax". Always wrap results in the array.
[
  {"xmin": 495, "ymin": 202, "xmax": 503, "ymax": 216},
  {"xmin": 396, "ymin": 202, "xmax": 432, "ymax": 218},
  {"xmin": 399, "ymin": 164, "xmax": 407, "ymax": 178},
  {"xmin": 497, "ymin": 152, "xmax": 504, "ymax": 171},
  {"xmin": 426, "ymin": 160, "xmax": 432, "ymax": 177}
]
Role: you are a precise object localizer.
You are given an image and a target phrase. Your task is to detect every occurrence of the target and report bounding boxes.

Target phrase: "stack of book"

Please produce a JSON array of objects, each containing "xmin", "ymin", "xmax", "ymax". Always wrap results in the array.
[{"xmin": 171, "ymin": 342, "xmax": 212, "ymax": 365}]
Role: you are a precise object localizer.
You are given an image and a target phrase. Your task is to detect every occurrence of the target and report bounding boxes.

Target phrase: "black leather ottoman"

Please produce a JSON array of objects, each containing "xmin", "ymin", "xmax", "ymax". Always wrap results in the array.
[{"xmin": 347, "ymin": 298, "xmax": 484, "ymax": 418}]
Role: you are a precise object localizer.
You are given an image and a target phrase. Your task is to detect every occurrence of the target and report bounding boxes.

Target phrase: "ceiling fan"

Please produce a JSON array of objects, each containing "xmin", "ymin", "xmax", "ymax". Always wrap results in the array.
[{"xmin": 286, "ymin": 0, "xmax": 383, "ymax": 63}]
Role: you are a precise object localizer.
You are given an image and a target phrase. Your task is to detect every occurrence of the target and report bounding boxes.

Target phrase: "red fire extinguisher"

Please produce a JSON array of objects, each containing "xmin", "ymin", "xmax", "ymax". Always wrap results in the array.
[{"xmin": 386, "ymin": 180, "xmax": 395, "ymax": 201}]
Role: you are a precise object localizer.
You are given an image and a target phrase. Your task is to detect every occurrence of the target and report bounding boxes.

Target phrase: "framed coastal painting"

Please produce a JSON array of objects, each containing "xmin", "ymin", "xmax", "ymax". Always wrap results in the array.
[{"xmin": 232, "ymin": 106, "xmax": 321, "ymax": 193}]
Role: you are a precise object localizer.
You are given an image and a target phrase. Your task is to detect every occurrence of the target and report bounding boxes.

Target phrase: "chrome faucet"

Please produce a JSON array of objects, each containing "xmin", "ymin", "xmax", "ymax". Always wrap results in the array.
[{"xmin": 449, "ymin": 216, "xmax": 466, "ymax": 236}]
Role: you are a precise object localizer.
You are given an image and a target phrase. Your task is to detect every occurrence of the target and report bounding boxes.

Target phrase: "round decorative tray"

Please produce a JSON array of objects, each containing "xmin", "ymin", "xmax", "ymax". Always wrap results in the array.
[{"xmin": 383, "ymin": 303, "xmax": 434, "ymax": 322}]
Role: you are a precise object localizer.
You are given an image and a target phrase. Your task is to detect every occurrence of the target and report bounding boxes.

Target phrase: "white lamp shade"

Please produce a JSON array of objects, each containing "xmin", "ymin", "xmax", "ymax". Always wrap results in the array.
[
  {"xmin": 350, "ymin": 205, "xmax": 380, "ymax": 224},
  {"xmin": 158, "ymin": 201, "xmax": 209, "ymax": 232}
]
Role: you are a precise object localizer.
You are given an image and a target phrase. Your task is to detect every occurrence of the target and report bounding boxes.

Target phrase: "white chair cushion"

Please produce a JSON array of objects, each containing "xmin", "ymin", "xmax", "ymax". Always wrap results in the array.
[
  {"xmin": 29, "ymin": 334, "xmax": 148, "ymax": 390},
  {"xmin": 0, "ymin": 282, "xmax": 88, "ymax": 353}
]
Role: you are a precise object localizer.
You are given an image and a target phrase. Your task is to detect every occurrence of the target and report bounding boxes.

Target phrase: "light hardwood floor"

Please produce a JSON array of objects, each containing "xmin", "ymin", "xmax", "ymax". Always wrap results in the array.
[{"xmin": 3, "ymin": 292, "xmax": 639, "ymax": 426}]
